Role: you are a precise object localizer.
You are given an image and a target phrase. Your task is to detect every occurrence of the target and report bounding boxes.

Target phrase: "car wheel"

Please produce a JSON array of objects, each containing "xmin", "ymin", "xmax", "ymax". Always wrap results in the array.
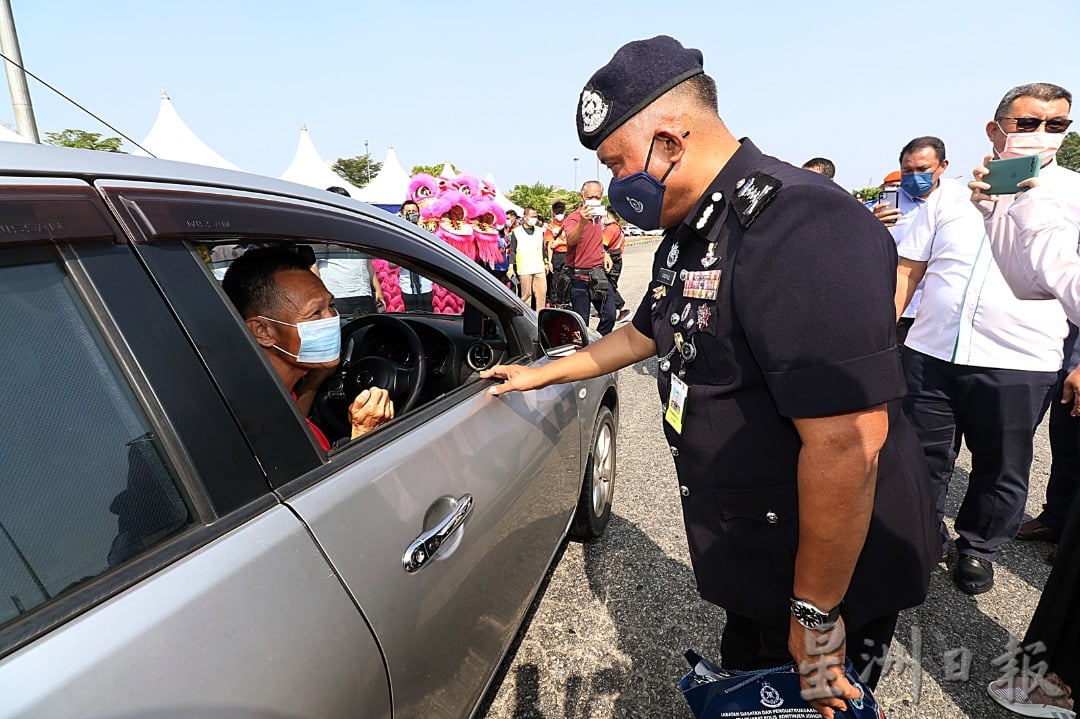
[{"xmin": 570, "ymin": 405, "xmax": 616, "ymax": 540}]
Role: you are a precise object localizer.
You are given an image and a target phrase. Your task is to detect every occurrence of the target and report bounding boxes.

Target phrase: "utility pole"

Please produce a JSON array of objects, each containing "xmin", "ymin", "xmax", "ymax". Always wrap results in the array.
[
  {"xmin": 0, "ymin": 0, "xmax": 39, "ymax": 143},
  {"xmin": 364, "ymin": 139, "xmax": 370, "ymax": 184},
  {"xmin": 573, "ymin": 157, "xmax": 579, "ymax": 188}
]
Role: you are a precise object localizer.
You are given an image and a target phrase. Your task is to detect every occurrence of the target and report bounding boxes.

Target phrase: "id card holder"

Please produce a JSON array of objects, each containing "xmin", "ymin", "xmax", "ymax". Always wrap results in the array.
[{"xmin": 665, "ymin": 375, "xmax": 689, "ymax": 434}]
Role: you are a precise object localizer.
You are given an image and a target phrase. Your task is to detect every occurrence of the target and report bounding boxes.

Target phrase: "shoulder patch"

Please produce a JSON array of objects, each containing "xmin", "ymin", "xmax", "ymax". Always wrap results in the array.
[{"xmin": 732, "ymin": 171, "xmax": 782, "ymax": 228}]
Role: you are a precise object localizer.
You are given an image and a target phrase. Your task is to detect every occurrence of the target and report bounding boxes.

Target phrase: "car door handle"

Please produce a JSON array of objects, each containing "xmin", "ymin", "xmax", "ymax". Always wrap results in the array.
[{"xmin": 402, "ymin": 494, "xmax": 473, "ymax": 573}]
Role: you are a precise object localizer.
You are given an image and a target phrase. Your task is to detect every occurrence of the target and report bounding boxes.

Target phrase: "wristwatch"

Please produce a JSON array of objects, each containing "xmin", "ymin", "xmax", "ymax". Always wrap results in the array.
[{"xmin": 790, "ymin": 597, "xmax": 841, "ymax": 631}]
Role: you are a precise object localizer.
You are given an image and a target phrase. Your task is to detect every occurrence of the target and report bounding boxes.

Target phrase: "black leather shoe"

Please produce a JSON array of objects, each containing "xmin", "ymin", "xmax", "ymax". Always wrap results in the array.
[{"xmin": 955, "ymin": 556, "xmax": 994, "ymax": 595}]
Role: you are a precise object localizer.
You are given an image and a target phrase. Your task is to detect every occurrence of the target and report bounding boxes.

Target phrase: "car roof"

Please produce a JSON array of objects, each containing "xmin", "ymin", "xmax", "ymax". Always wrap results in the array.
[{"xmin": 0, "ymin": 140, "xmax": 381, "ymax": 214}]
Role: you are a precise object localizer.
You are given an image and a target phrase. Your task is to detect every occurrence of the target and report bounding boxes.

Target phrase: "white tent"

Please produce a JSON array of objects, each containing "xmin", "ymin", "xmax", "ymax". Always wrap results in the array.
[
  {"xmin": 0, "ymin": 124, "xmax": 31, "ymax": 143},
  {"xmin": 484, "ymin": 171, "xmax": 523, "ymax": 215},
  {"xmin": 279, "ymin": 125, "xmax": 364, "ymax": 197},
  {"xmin": 356, "ymin": 145, "xmax": 411, "ymax": 208},
  {"xmin": 133, "ymin": 91, "xmax": 242, "ymax": 170},
  {"xmin": 438, "ymin": 162, "xmax": 457, "ymax": 179}
]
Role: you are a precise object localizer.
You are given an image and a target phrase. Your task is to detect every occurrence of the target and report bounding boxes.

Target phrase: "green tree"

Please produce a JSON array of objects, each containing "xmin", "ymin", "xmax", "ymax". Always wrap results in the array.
[
  {"xmin": 1057, "ymin": 131, "xmax": 1080, "ymax": 172},
  {"xmin": 332, "ymin": 153, "xmax": 382, "ymax": 188},
  {"xmin": 853, "ymin": 186, "xmax": 882, "ymax": 203},
  {"xmin": 409, "ymin": 162, "xmax": 458, "ymax": 177},
  {"xmin": 44, "ymin": 129, "xmax": 124, "ymax": 153}
]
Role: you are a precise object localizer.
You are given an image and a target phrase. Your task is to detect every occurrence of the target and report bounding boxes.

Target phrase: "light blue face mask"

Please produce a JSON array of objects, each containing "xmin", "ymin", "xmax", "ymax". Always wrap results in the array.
[
  {"xmin": 900, "ymin": 172, "xmax": 935, "ymax": 199},
  {"xmin": 608, "ymin": 136, "xmax": 678, "ymax": 231},
  {"xmin": 259, "ymin": 314, "xmax": 341, "ymax": 363}
]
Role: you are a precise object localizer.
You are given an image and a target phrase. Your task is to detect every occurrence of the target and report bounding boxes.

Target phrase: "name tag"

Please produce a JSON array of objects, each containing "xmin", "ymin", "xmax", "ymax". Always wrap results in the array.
[
  {"xmin": 665, "ymin": 375, "xmax": 689, "ymax": 434},
  {"xmin": 658, "ymin": 268, "xmax": 677, "ymax": 286}
]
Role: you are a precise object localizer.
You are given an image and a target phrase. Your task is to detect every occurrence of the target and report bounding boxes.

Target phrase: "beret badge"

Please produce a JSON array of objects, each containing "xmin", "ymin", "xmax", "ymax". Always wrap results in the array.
[{"xmin": 579, "ymin": 88, "xmax": 610, "ymax": 135}]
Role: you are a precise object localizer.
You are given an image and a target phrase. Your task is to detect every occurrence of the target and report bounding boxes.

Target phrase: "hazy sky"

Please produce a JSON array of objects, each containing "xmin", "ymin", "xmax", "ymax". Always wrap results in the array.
[{"xmin": 6, "ymin": 1, "xmax": 1080, "ymax": 194}]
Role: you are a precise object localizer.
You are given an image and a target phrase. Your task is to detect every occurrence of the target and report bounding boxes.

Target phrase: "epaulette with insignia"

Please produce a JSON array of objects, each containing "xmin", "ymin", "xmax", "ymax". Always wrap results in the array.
[{"xmin": 732, "ymin": 171, "xmax": 782, "ymax": 228}]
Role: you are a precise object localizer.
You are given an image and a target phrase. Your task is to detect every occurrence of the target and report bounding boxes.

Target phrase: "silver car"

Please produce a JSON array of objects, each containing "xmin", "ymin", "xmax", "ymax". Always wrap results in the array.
[{"xmin": 0, "ymin": 144, "xmax": 618, "ymax": 718}]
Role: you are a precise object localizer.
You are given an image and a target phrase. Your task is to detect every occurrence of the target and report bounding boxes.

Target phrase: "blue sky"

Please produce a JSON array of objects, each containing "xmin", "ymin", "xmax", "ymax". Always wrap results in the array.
[{"xmin": 6, "ymin": 1, "xmax": 1080, "ymax": 194}]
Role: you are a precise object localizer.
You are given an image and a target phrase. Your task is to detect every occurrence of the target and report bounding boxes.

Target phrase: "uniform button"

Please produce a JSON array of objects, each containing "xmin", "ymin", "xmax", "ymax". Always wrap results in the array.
[
  {"xmin": 711, "ymin": 191, "xmax": 723, "ymax": 202},
  {"xmin": 765, "ymin": 511, "xmax": 779, "ymax": 524},
  {"xmin": 680, "ymin": 485, "xmax": 690, "ymax": 497},
  {"xmin": 669, "ymin": 445, "xmax": 679, "ymax": 457}
]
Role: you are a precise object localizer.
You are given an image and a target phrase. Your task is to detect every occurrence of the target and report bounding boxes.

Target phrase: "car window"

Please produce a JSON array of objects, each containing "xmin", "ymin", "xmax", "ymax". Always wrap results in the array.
[
  {"xmin": 0, "ymin": 253, "xmax": 193, "ymax": 628},
  {"xmin": 189, "ymin": 238, "xmax": 511, "ymax": 451}
]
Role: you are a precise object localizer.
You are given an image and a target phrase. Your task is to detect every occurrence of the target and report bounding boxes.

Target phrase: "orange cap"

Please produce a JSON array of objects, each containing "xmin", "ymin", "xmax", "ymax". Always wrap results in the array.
[{"xmin": 882, "ymin": 170, "xmax": 902, "ymax": 184}]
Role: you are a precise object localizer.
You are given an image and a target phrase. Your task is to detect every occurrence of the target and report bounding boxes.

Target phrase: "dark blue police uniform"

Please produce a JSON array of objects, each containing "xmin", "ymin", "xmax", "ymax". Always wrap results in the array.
[{"xmin": 630, "ymin": 139, "xmax": 938, "ymax": 672}]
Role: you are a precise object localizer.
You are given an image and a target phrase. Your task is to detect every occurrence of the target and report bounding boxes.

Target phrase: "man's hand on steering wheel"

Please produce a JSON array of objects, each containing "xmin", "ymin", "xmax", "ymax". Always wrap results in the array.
[{"xmin": 349, "ymin": 387, "xmax": 394, "ymax": 438}]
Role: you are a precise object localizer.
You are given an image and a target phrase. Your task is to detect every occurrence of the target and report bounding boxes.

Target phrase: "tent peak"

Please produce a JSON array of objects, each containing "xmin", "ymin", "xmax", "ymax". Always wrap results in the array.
[{"xmin": 160, "ymin": 89, "xmax": 170, "ymax": 100}]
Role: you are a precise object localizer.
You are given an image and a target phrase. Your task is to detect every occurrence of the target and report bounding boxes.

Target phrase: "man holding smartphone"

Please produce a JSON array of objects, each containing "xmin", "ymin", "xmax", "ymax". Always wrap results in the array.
[
  {"xmin": 966, "ymin": 83, "xmax": 1080, "ymax": 719},
  {"xmin": 563, "ymin": 181, "xmax": 617, "ymax": 335},
  {"xmin": 895, "ymin": 120, "xmax": 1070, "ymax": 597}
]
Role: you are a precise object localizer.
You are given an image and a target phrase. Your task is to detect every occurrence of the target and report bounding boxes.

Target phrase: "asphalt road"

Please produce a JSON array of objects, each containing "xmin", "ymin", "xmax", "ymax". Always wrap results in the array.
[{"xmin": 479, "ymin": 238, "xmax": 1057, "ymax": 719}]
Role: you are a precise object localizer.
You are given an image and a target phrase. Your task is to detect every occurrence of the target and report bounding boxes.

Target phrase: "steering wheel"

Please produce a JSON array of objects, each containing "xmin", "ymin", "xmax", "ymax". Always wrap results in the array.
[{"xmin": 315, "ymin": 314, "xmax": 427, "ymax": 439}]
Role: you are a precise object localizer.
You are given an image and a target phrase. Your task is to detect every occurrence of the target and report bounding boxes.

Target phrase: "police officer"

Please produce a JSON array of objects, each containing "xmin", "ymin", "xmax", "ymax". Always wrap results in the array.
[{"xmin": 481, "ymin": 36, "xmax": 936, "ymax": 716}]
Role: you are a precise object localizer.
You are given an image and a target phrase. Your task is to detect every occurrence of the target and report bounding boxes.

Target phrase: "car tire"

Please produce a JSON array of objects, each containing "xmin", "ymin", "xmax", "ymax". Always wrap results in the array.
[{"xmin": 570, "ymin": 405, "xmax": 616, "ymax": 541}]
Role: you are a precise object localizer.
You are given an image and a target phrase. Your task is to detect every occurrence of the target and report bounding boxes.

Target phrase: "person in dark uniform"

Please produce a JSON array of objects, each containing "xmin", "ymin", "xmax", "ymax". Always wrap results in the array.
[{"xmin": 481, "ymin": 35, "xmax": 937, "ymax": 716}]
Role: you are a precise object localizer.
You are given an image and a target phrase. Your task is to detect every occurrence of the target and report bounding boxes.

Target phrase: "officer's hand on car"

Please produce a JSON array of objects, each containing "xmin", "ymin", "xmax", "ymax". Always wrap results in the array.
[
  {"xmin": 349, "ymin": 387, "xmax": 394, "ymax": 437},
  {"xmin": 871, "ymin": 202, "xmax": 902, "ymax": 228},
  {"xmin": 481, "ymin": 364, "xmax": 545, "ymax": 396},
  {"xmin": 788, "ymin": 618, "xmax": 861, "ymax": 719}
]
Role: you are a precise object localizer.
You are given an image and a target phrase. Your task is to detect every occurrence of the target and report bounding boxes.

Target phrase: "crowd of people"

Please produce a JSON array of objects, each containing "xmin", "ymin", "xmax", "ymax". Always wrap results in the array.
[
  {"xmin": 382, "ymin": 185, "xmax": 633, "ymax": 335},
  {"xmin": 476, "ymin": 33, "xmax": 1080, "ymax": 719}
]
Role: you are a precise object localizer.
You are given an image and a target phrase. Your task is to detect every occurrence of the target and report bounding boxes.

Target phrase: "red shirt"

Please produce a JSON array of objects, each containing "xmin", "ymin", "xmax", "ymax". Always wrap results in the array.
[
  {"xmin": 292, "ymin": 391, "xmax": 332, "ymax": 451},
  {"xmin": 563, "ymin": 209, "xmax": 605, "ymax": 269}
]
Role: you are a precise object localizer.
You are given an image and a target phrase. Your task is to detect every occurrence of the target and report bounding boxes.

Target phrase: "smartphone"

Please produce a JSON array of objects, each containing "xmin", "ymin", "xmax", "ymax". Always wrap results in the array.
[
  {"xmin": 985, "ymin": 155, "xmax": 1041, "ymax": 195},
  {"xmin": 880, "ymin": 189, "xmax": 900, "ymax": 208}
]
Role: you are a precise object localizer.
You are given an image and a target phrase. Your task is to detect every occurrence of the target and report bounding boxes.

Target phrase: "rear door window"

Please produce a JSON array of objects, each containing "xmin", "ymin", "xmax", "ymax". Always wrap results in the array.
[{"xmin": 0, "ymin": 250, "xmax": 192, "ymax": 627}]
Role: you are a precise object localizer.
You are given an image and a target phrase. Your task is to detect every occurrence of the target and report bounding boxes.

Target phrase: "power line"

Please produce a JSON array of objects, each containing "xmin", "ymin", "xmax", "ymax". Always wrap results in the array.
[{"xmin": 0, "ymin": 48, "xmax": 153, "ymax": 155}]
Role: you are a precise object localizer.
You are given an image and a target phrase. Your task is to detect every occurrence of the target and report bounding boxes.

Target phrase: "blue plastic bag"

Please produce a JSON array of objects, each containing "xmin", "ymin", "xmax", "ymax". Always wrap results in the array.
[{"xmin": 678, "ymin": 651, "xmax": 885, "ymax": 718}]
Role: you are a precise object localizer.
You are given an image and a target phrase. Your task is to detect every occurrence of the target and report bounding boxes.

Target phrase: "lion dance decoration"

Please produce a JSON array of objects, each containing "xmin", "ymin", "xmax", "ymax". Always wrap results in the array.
[{"xmin": 376, "ymin": 169, "xmax": 507, "ymax": 314}]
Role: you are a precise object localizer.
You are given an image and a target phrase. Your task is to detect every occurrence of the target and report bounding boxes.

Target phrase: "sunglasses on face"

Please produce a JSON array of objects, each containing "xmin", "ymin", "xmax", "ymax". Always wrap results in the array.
[{"xmin": 999, "ymin": 116, "xmax": 1074, "ymax": 133}]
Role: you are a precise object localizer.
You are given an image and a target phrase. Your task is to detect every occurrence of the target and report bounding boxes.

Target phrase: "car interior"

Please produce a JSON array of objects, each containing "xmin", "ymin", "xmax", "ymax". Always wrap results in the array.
[{"xmin": 193, "ymin": 239, "xmax": 512, "ymax": 446}]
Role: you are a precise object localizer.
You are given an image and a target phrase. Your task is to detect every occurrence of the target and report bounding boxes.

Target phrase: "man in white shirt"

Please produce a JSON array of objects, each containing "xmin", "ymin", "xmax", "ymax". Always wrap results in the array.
[
  {"xmin": 895, "ymin": 133, "xmax": 1067, "ymax": 595},
  {"xmin": 968, "ymin": 82, "xmax": 1080, "ymax": 719},
  {"xmin": 873, "ymin": 160, "xmax": 929, "ymax": 345}
]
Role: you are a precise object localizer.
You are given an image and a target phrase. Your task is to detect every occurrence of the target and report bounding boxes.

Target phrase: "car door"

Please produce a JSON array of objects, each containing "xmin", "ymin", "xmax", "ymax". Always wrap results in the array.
[
  {"xmin": 0, "ymin": 178, "xmax": 390, "ymax": 718},
  {"xmin": 97, "ymin": 180, "xmax": 584, "ymax": 718}
]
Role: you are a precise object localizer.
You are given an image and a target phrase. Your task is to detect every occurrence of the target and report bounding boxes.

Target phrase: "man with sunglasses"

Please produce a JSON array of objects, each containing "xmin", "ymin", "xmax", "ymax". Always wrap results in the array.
[
  {"xmin": 965, "ymin": 83, "xmax": 1080, "ymax": 719},
  {"xmin": 894, "ymin": 88, "xmax": 1074, "ymax": 598}
]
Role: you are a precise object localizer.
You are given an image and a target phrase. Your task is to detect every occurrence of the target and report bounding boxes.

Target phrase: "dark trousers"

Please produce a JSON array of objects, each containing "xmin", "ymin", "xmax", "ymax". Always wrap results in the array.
[
  {"xmin": 1040, "ymin": 369, "xmax": 1080, "ymax": 534},
  {"xmin": 334, "ymin": 295, "xmax": 377, "ymax": 319},
  {"xmin": 571, "ymin": 277, "xmax": 616, "ymax": 336},
  {"xmin": 402, "ymin": 291, "xmax": 433, "ymax": 312},
  {"xmin": 721, "ymin": 611, "xmax": 899, "ymax": 690},
  {"xmin": 547, "ymin": 251, "xmax": 566, "ymax": 305},
  {"xmin": 1024, "ymin": 460, "xmax": 1080, "ymax": 690},
  {"xmin": 901, "ymin": 348, "xmax": 1057, "ymax": 560},
  {"xmin": 606, "ymin": 253, "xmax": 625, "ymax": 310}
]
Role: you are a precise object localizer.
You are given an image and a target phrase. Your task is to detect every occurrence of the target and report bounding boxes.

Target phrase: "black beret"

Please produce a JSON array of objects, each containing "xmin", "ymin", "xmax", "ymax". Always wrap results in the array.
[{"xmin": 576, "ymin": 35, "xmax": 704, "ymax": 151}]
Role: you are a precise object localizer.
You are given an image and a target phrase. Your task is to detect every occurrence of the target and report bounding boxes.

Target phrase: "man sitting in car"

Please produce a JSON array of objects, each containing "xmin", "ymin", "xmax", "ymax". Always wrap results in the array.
[{"xmin": 222, "ymin": 246, "xmax": 393, "ymax": 450}]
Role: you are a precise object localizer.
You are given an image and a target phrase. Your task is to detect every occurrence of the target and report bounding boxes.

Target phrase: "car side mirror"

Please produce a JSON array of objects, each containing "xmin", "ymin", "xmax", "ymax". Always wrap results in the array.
[{"xmin": 537, "ymin": 308, "xmax": 589, "ymax": 358}]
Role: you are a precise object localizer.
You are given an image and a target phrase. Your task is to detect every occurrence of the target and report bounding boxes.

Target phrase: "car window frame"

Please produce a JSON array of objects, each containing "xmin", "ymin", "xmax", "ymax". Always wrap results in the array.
[{"xmin": 97, "ymin": 181, "xmax": 536, "ymax": 491}]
